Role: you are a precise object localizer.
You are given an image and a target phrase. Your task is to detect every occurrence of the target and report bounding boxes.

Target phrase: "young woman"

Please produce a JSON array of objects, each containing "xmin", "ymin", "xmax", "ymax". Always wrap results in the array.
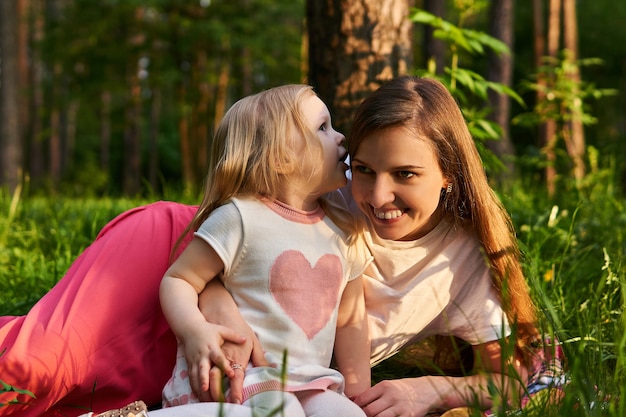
[{"xmin": 346, "ymin": 75, "xmax": 540, "ymax": 416}]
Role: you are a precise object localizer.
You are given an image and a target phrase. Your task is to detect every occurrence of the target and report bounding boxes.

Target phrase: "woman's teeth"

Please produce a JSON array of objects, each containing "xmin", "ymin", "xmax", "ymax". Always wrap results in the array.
[{"xmin": 374, "ymin": 209, "xmax": 403, "ymax": 220}]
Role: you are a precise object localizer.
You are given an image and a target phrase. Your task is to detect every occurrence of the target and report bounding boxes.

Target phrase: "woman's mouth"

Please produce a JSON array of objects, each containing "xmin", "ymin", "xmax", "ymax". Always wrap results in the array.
[{"xmin": 373, "ymin": 208, "xmax": 404, "ymax": 220}]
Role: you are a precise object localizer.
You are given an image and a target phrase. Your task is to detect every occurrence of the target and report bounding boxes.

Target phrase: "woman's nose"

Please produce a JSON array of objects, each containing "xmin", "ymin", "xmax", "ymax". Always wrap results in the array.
[{"xmin": 368, "ymin": 176, "xmax": 395, "ymax": 208}]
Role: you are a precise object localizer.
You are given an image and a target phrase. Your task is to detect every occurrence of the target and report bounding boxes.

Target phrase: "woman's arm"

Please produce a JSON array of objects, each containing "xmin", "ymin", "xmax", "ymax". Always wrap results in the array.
[
  {"xmin": 353, "ymin": 340, "xmax": 529, "ymax": 417},
  {"xmin": 334, "ymin": 276, "xmax": 371, "ymax": 397}
]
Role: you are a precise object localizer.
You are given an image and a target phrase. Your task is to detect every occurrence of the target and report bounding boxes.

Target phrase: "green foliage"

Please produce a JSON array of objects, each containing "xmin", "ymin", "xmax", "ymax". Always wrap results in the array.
[
  {"xmin": 0, "ymin": 191, "xmax": 147, "ymax": 315},
  {"xmin": 514, "ymin": 56, "xmax": 616, "ymax": 128},
  {"xmin": 34, "ymin": 0, "xmax": 305, "ymax": 195},
  {"xmin": 513, "ymin": 53, "xmax": 617, "ymax": 181},
  {"xmin": 410, "ymin": 4, "xmax": 525, "ymax": 175}
]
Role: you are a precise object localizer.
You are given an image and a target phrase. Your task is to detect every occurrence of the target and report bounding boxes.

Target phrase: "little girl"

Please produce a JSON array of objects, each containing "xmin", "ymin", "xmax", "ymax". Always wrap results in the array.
[{"xmin": 158, "ymin": 84, "xmax": 371, "ymax": 417}]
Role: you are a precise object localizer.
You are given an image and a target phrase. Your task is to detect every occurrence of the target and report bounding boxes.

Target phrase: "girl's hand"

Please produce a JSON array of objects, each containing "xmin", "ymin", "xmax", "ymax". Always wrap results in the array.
[
  {"xmin": 197, "ymin": 279, "xmax": 269, "ymax": 403},
  {"xmin": 353, "ymin": 376, "xmax": 446, "ymax": 417},
  {"xmin": 179, "ymin": 321, "xmax": 247, "ymax": 402},
  {"xmin": 208, "ymin": 329, "xmax": 268, "ymax": 404}
]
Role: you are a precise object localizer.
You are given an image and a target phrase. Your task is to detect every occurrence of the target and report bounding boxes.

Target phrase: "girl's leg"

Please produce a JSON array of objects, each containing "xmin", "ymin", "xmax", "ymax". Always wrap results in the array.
[
  {"xmin": 162, "ymin": 344, "xmax": 199, "ymax": 407},
  {"xmin": 81, "ymin": 402, "xmax": 258, "ymax": 417},
  {"xmin": 244, "ymin": 391, "xmax": 306, "ymax": 417},
  {"xmin": 297, "ymin": 390, "xmax": 366, "ymax": 417},
  {"xmin": 150, "ymin": 402, "xmax": 256, "ymax": 417}
]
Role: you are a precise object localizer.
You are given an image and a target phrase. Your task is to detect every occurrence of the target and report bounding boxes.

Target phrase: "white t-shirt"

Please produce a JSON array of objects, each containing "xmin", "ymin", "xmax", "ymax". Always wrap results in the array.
[
  {"xmin": 194, "ymin": 196, "xmax": 372, "ymax": 368},
  {"xmin": 333, "ymin": 185, "xmax": 510, "ymax": 366},
  {"xmin": 364, "ymin": 219, "xmax": 510, "ymax": 365}
]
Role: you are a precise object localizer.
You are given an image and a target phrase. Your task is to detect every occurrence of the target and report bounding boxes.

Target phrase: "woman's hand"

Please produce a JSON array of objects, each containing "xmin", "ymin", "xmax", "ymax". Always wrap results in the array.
[
  {"xmin": 354, "ymin": 353, "xmax": 528, "ymax": 417},
  {"xmin": 178, "ymin": 321, "xmax": 247, "ymax": 402},
  {"xmin": 353, "ymin": 376, "xmax": 447, "ymax": 417},
  {"xmin": 207, "ymin": 326, "xmax": 268, "ymax": 403}
]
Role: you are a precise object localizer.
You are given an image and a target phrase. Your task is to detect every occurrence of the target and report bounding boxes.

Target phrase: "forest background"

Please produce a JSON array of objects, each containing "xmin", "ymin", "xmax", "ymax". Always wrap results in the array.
[{"xmin": 1, "ymin": 0, "xmax": 625, "ymax": 416}]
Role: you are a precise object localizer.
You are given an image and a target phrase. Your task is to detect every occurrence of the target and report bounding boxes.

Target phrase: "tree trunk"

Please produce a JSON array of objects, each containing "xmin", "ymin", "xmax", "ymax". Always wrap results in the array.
[
  {"xmin": 0, "ymin": 0, "xmax": 23, "ymax": 192},
  {"xmin": 178, "ymin": 83, "xmax": 193, "ymax": 191},
  {"xmin": 544, "ymin": 0, "xmax": 562, "ymax": 196},
  {"xmin": 123, "ymin": 67, "xmax": 142, "ymax": 196},
  {"xmin": 29, "ymin": 0, "xmax": 45, "ymax": 183},
  {"xmin": 563, "ymin": 0, "xmax": 585, "ymax": 180},
  {"xmin": 149, "ymin": 88, "xmax": 161, "ymax": 191},
  {"xmin": 100, "ymin": 91, "xmax": 112, "ymax": 171},
  {"xmin": 307, "ymin": 0, "xmax": 413, "ymax": 137},
  {"xmin": 193, "ymin": 49, "xmax": 210, "ymax": 182},
  {"xmin": 17, "ymin": 0, "xmax": 30, "ymax": 150},
  {"xmin": 49, "ymin": 62, "xmax": 63, "ymax": 184},
  {"xmin": 123, "ymin": 7, "xmax": 145, "ymax": 196},
  {"xmin": 65, "ymin": 99, "xmax": 80, "ymax": 173},
  {"xmin": 213, "ymin": 51, "xmax": 231, "ymax": 139},
  {"xmin": 423, "ymin": 0, "xmax": 446, "ymax": 74},
  {"xmin": 486, "ymin": 0, "xmax": 516, "ymax": 182}
]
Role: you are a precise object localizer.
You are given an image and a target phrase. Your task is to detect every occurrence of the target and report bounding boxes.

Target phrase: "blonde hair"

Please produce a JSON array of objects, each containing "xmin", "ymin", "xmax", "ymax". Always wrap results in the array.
[
  {"xmin": 349, "ymin": 76, "xmax": 539, "ymax": 363},
  {"xmin": 175, "ymin": 84, "xmax": 362, "ymax": 255}
]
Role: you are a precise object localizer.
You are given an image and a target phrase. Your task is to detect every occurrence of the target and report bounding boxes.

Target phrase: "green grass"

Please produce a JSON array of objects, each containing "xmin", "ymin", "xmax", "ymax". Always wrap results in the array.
[{"xmin": 0, "ymin": 172, "xmax": 624, "ymax": 416}]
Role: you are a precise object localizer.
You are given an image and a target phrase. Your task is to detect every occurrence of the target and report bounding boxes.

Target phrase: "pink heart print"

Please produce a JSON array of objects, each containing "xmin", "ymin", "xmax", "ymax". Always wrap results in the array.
[{"xmin": 269, "ymin": 250, "xmax": 343, "ymax": 340}]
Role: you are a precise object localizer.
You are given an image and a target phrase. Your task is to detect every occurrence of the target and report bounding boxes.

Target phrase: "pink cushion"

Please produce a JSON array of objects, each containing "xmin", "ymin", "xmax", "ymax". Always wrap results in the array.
[{"xmin": 0, "ymin": 201, "xmax": 197, "ymax": 416}]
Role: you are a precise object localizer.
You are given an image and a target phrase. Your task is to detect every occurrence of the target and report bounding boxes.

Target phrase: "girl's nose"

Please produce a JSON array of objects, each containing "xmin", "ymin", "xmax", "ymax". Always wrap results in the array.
[
  {"xmin": 336, "ymin": 131, "xmax": 346, "ymax": 145},
  {"xmin": 368, "ymin": 176, "xmax": 395, "ymax": 208}
]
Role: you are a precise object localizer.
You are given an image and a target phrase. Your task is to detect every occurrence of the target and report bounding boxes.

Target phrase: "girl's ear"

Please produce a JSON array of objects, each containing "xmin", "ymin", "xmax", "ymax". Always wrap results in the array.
[{"xmin": 443, "ymin": 179, "xmax": 453, "ymax": 194}]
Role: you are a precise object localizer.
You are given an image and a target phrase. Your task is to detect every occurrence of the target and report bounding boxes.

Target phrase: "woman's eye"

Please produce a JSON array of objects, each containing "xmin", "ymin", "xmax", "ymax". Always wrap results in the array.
[
  {"xmin": 396, "ymin": 171, "xmax": 414, "ymax": 179},
  {"xmin": 352, "ymin": 165, "xmax": 371, "ymax": 174}
]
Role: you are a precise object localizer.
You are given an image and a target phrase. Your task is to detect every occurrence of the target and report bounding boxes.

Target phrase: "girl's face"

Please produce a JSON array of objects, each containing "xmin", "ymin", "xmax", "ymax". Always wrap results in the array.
[
  {"xmin": 301, "ymin": 94, "xmax": 349, "ymax": 195},
  {"xmin": 350, "ymin": 126, "xmax": 449, "ymax": 241}
]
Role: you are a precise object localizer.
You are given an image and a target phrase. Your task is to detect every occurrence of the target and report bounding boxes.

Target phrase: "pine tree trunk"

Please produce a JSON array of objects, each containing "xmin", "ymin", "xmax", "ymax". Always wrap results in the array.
[
  {"xmin": 149, "ymin": 88, "xmax": 161, "ymax": 191},
  {"xmin": 123, "ymin": 65, "xmax": 142, "ymax": 195},
  {"xmin": 178, "ymin": 84, "xmax": 193, "ymax": 191},
  {"xmin": 29, "ymin": 0, "xmax": 45, "ymax": 183},
  {"xmin": 307, "ymin": 0, "xmax": 413, "ymax": 137},
  {"xmin": 49, "ymin": 62, "xmax": 62, "ymax": 184},
  {"xmin": 563, "ymin": 0, "xmax": 585, "ymax": 180},
  {"xmin": 0, "ymin": 0, "xmax": 22, "ymax": 191},
  {"xmin": 486, "ymin": 0, "xmax": 516, "ymax": 182},
  {"xmin": 17, "ymin": 0, "xmax": 30, "ymax": 151},
  {"xmin": 100, "ymin": 91, "xmax": 112, "ymax": 171},
  {"xmin": 544, "ymin": 0, "xmax": 562, "ymax": 196},
  {"xmin": 423, "ymin": 0, "xmax": 446, "ymax": 74}
]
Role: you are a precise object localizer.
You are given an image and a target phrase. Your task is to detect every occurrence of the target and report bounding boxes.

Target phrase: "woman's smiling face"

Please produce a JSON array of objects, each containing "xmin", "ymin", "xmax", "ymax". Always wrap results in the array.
[{"xmin": 350, "ymin": 126, "xmax": 449, "ymax": 241}]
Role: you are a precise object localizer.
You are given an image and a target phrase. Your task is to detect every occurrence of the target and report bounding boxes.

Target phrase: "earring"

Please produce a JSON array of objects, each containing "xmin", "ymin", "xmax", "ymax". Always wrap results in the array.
[{"xmin": 446, "ymin": 183, "xmax": 453, "ymax": 194}]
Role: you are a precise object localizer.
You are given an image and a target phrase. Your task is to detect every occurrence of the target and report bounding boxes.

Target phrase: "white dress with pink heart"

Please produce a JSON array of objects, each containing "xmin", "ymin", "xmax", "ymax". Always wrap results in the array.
[{"xmin": 162, "ymin": 195, "xmax": 371, "ymax": 415}]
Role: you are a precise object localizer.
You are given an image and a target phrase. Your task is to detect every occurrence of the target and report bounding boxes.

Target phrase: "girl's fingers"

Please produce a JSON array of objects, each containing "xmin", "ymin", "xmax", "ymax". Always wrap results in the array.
[
  {"xmin": 218, "ymin": 326, "xmax": 247, "ymax": 345},
  {"xmin": 209, "ymin": 365, "xmax": 225, "ymax": 401}
]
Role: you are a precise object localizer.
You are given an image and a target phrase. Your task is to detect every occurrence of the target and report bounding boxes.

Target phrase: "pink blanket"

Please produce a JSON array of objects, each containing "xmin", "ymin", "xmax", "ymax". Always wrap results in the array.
[{"xmin": 0, "ymin": 201, "xmax": 197, "ymax": 416}]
